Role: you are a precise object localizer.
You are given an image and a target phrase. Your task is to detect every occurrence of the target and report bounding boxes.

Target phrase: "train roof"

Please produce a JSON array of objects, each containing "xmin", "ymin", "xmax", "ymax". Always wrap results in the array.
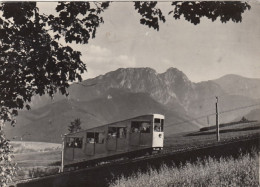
[{"xmin": 65, "ymin": 113, "xmax": 164, "ymax": 136}]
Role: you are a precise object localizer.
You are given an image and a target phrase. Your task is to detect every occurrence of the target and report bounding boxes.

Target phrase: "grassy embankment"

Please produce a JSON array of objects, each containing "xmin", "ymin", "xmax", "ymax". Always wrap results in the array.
[
  {"xmin": 110, "ymin": 150, "xmax": 259, "ymax": 187},
  {"xmin": 164, "ymin": 122, "xmax": 260, "ymax": 149}
]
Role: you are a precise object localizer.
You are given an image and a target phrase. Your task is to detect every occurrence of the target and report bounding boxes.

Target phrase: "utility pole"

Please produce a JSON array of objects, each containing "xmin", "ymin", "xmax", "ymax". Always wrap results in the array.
[
  {"xmin": 216, "ymin": 96, "xmax": 220, "ymax": 142},
  {"xmin": 207, "ymin": 115, "xmax": 210, "ymax": 127},
  {"xmin": 61, "ymin": 135, "xmax": 64, "ymax": 172}
]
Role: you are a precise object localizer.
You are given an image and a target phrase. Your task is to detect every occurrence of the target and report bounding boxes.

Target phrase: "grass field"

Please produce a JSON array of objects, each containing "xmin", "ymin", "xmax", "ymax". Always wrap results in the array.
[
  {"xmin": 11, "ymin": 141, "xmax": 61, "ymax": 153},
  {"xmin": 10, "ymin": 141, "xmax": 62, "ymax": 180},
  {"xmin": 109, "ymin": 149, "xmax": 259, "ymax": 187}
]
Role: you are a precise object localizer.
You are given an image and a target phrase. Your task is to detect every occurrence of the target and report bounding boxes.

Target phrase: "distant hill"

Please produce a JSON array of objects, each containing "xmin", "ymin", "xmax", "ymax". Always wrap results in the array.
[
  {"xmin": 213, "ymin": 74, "xmax": 260, "ymax": 100},
  {"xmin": 5, "ymin": 68, "xmax": 260, "ymax": 142},
  {"xmin": 238, "ymin": 108, "xmax": 260, "ymax": 122}
]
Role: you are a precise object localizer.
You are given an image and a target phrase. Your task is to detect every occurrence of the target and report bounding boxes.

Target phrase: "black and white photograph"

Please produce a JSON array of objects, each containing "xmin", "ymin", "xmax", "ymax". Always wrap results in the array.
[{"xmin": 0, "ymin": 1, "xmax": 259, "ymax": 187}]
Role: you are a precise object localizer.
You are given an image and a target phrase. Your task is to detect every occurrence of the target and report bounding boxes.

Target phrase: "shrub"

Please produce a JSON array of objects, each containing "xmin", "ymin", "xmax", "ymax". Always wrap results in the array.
[
  {"xmin": 28, "ymin": 167, "xmax": 60, "ymax": 178},
  {"xmin": 110, "ymin": 150, "xmax": 259, "ymax": 187}
]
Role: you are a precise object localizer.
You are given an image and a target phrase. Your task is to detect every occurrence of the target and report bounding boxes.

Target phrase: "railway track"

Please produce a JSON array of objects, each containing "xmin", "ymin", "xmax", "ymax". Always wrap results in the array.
[{"xmin": 13, "ymin": 133, "xmax": 259, "ymax": 186}]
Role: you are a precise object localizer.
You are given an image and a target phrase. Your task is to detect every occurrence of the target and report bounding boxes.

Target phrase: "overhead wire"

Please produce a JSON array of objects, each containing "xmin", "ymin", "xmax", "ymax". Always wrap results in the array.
[{"xmin": 170, "ymin": 103, "xmax": 260, "ymax": 126}]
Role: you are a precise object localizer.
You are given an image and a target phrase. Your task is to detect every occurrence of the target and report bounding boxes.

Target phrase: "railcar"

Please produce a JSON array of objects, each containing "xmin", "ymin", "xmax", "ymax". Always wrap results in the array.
[{"xmin": 61, "ymin": 114, "xmax": 164, "ymax": 171}]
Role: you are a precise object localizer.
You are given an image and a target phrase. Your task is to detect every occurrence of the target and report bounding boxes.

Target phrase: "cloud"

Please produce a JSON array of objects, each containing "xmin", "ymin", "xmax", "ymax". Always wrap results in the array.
[
  {"xmin": 81, "ymin": 45, "xmax": 136, "ymax": 79},
  {"xmin": 87, "ymin": 45, "xmax": 111, "ymax": 57}
]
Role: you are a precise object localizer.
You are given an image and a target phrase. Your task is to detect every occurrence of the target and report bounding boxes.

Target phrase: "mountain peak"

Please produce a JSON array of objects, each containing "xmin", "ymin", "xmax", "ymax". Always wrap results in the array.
[
  {"xmin": 160, "ymin": 67, "xmax": 191, "ymax": 85},
  {"xmin": 115, "ymin": 67, "xmax": 157, "ymax": 74},
  {"xmin": 165, "ymin": 67, "xmax": 181, "ymax": 73}
]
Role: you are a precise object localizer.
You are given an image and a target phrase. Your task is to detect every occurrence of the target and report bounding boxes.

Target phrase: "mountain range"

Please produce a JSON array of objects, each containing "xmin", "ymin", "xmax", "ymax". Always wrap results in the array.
[{"xmin": 4, "ymin": 68, "xmax": 260, "ymax": 143}]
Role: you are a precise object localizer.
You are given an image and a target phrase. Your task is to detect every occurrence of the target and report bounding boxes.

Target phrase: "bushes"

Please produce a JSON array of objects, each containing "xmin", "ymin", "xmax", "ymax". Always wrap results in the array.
[
  {"xmin": 28, "ymin": 167, "xmax": 60, "ymax": 178},
  {"xmin": 15, "ymin": 166, "xmax": 60, "ymax": 180},
  {"xmin": 110, "ymin": 151, "xmax": 259, "ymax": 187}
]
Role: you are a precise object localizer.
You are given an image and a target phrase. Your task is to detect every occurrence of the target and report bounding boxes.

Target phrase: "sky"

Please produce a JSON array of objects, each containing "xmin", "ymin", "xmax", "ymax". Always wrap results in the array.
[{"xmin": 39, "ymin": 2, "xmax": 260, "ymax": 83}]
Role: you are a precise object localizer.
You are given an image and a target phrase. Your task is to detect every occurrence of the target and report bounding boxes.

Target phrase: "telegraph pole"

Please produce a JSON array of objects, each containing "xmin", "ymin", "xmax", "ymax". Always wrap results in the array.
[{"xmin": 216, "ymin": 96, "xmax": 220, "ymax": 141}]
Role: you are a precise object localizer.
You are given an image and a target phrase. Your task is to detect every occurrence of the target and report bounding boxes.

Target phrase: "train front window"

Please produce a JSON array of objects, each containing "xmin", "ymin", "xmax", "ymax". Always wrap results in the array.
[
  {"xmin": 154, "ymin": 118, "xmax": 163, "ymax": 132},
  {"xmin": 131, "ymin": 121, "xmax": 151, "ymax": 133}
]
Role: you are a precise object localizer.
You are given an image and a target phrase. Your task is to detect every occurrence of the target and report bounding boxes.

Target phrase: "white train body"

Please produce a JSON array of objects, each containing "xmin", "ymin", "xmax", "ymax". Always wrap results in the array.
[{"xmin": 62, "ymin": 114, "xmax": 164, "ymax": 169}]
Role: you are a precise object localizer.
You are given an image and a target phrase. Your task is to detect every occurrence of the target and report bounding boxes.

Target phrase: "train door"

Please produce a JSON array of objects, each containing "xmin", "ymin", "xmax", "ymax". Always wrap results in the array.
[
  {"xmin": 130, "ymin": 121, "xmax": 152, "ymax": 147},
  {"xmin": 64, "ymin": 137, "xmax": 75, "ymax": 161},
  {"xmin": 86, "ymin": 132, "xmax": 105, "ymax": 155},
  {"xmin": 86, "ymin": 132, "xmax": 95, "ymax": 155},
  {"xmin": 140, "ymin": 122, "xmax": 152, "ymax": 146},
  {"xmin": 130, "ymin": 122, "xmax": 140, "ymax": 146},
  {"xmin": 107, "ymin": 127, "xmax": 127, "ymax": 151},
  {"xmin": 116, "ymin": 127, "xmax": 127, "ymax": 151},
  {"xmin": 107, "ymin": 127, "xmax": 117, "ymax": 151},
  {"xmin": 65, "ymin": 137, "xmax": 83, "ymax": 160}
]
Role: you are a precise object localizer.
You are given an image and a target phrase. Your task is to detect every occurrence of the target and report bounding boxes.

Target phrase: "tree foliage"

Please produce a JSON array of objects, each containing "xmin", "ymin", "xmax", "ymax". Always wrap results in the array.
[
  {"xmin": 68, "ymin": 118, "xmax": 82, "ymax": 133},
  {"xmin": 0, "ymin": 123, "xmax": 16, "ymax": 186},
  {"xmin": 0, "ymin": 1, "xmax": 251, "ymax": 185},
  {"xmin": 170, "ymin": 1, "xmax": 251, "ymax": 25},
  {"xmin": 0, "ymin": 2, "xmax": 110, "ymax": 125}
]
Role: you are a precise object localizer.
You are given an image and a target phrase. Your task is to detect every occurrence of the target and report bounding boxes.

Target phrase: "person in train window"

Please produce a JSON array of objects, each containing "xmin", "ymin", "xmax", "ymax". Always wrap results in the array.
[
  {"xmin": 154, "ymin": 125, "xmax": 160, "ymax": 132},
  {"xmin": 119, "ymin": 128, "xmax": 123, "ymax": 138},
  {"xmin": 134, "ymin": 128, "xmax": 139, "ymax": 133},
  {"xmin": 141, "ymin": 122, "xmax": 150, "ymax": 133},
  {"xmin": 98, "ymin": 133, "xmax": 105, "ymax": 143},
  {"xmin": 67, "ymin": 138, "xmax": 75, "ymax": 147},
  {"xmin": 87, "ymin": 138, "xmax": 95, "ymax": 143},
  {"xmin": 118, "ymin": 128, "xmax": 126, "ymax": 138}
]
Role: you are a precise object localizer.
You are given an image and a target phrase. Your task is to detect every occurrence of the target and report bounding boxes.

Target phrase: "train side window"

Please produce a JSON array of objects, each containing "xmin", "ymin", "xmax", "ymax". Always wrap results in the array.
[
  {"xmin": 87, "ymin": 132, "xmax": 105, "ymax": 144},
  {"xmin": 96, "ymin": 133, "xmax": 105, "ymax": 144},
  {"xmin": 108, "ymin": 127, "xmax": 117, "ymax": 138},
  {"xmin": 118, "ymin": 127, "xmax": 126, "ymax": 138},
  {"xmin": 140, "ymin": 122, "xmax": 151, "ymax": 133},
  {"xmin": 74, "ymin": 138, "xmax": 83, "ymax": 148},
  {"xmin": 66, "ymin": 137, "xmax": 83, "ymax": 148},
  {"xmin": 66, "ymin": 137, "xmax": 74, "ymax": 148},
  {"xmin": 131, "ymin": 122, "xmax": 141, "ymax": 133},
  {"xmin": 86, "ymin": 132, "xmax": 95, "ymax": 143},
  {"xmin": 108, "ymin": 127, "xmax": 126, "ymax": 138},
  {"xmin": 131, "ymin": 121, "xmax": 151, "ymax": 133}
]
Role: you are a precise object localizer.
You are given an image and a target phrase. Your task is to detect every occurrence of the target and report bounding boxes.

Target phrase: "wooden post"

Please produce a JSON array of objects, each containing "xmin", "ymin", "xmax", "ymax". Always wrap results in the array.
[
  {"xmin": 61, "ymin": 137, "xmax": 64, "ymax": 172},
  {"xmin": 207, "ymin": 115, "xmax": 210, "ymax": 126},
  {"xmin": 216, "ymin": 97, "xmax": 220, "ymax": 142}
]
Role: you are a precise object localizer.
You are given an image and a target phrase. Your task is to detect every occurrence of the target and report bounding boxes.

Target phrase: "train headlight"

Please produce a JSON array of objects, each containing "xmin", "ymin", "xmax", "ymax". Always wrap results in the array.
[{"xmin": 159, "ymin": 134, "xmax": 162, "ymax": 138}]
